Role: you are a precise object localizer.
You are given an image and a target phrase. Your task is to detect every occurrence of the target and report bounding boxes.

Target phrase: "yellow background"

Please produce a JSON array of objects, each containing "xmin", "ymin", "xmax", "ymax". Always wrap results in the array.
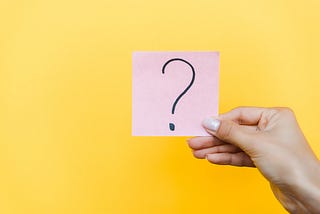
[{"xmin": 1, "ymin": 0, "xmax": 320, "ymax": 213}]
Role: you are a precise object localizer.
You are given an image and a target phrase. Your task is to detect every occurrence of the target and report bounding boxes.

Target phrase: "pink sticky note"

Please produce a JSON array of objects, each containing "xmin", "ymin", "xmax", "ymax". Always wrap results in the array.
[{"xmin": 132, "ymin": 51, "xmax": 219, "ymax": 136}]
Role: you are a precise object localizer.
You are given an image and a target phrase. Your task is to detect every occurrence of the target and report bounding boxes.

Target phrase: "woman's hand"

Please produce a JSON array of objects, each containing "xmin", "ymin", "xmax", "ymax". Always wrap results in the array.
[{"xmin": 188, "ymin": 107, "xmax": 320, "ymax": 213}]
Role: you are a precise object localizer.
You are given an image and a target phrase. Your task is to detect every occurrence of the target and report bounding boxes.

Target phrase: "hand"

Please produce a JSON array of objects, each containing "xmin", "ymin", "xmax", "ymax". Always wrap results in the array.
[{"xmin": 188, "ymin": 107, "xmax": 320, "ymax": 213}]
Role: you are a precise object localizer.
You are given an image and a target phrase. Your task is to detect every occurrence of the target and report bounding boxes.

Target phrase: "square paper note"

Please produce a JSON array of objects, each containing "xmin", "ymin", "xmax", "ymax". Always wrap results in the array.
[{"xmin": 132, "ymin": 51, "xmax": 219, "ymax": 136}]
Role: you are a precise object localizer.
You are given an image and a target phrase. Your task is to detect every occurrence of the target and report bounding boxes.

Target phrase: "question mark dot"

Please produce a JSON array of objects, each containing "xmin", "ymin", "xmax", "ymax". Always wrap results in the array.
[{"xmin": 169, "ymin": 123, "xmax": 175, "ymax": 131}]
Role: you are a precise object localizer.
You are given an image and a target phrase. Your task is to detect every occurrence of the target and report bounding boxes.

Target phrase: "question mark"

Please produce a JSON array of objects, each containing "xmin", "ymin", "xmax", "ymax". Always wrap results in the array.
[{"xmin": 162, "ymin": 58, "xmax": 196, "ymax": 131}]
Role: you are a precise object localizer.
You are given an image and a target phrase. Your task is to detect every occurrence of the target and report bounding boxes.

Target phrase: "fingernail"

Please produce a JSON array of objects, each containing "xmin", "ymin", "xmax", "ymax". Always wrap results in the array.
[{"xmin": 202, "ymin": 118, "xmax": 220, "ymax": 132}]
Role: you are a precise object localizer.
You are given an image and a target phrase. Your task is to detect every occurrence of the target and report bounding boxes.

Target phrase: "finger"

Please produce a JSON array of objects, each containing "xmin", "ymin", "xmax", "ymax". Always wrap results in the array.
[
  {"xmin": 187, "ymin": 136, "xmax": 225, "ymax": 150},
  {"xmin": 203, "ymin": 118, "xmax": 255, "ymax": 150},
  {"xmin": 206, "ymin": 152, "xmax": 255, "ymax": 167},
  {"xmin": 192, "ymin": 144, "xmax": 242, "ymax": 159},
  {"xmin": 219, "ymin": 107, "xmax": 267, "ymax": 125},
  {"xmin": 188, "ymin": 126, "xmax": 258, "ymax": 151},
  {"xmin": 242, "ymin": 125, "xmax": 260, "ymax": 133}
]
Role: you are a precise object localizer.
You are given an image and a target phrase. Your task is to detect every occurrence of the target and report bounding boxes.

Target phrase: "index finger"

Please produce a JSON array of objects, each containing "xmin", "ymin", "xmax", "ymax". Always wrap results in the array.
[{"xmin": 218, "ymin": 107, "xmax": 267, "ymax": 125}]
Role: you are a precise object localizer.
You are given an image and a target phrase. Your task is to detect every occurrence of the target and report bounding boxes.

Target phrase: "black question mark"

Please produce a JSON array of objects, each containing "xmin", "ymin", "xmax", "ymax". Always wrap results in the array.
[{"xmin": 162, "ymin": 58, "xmax": 196, "ymax": 131}]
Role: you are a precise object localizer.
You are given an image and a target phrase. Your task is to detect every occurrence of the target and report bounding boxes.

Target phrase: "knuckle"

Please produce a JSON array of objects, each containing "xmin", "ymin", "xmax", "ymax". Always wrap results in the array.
[
  {"xmin": 279, "ymin": 107, "xmax": 295, "ymax": 117},
  {"xmin": 284, "ymin": 107, "xmax": 294, "ymax": 115},
  {"xmin": 271, "ymin": 107, "xmax": 295, "ymax": 117}
]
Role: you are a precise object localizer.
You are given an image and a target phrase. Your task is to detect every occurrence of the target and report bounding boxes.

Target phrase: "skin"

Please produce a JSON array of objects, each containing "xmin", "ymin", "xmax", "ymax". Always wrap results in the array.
[{"xmin": 188, "ymin": 107, "xmax": 320, "ymax": 213}]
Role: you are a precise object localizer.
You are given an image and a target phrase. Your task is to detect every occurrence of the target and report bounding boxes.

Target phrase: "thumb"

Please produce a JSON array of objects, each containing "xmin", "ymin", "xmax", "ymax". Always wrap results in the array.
[{"xmin": 202, "ymin": 117, "xmax": 254, "ymax": 150}]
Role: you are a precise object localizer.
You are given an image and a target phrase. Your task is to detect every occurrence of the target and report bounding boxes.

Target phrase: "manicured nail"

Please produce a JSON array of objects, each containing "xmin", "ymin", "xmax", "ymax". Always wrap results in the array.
[{"xmin": 202, "ymin": 118, "xmax": 220, "ymax": 132}]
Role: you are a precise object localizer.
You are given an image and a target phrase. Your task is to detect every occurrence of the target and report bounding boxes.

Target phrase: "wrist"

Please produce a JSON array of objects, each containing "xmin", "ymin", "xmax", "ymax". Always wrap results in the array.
[{"xmin": 290, "ymin": 159, "xmax": 320, "ymax": 213}]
